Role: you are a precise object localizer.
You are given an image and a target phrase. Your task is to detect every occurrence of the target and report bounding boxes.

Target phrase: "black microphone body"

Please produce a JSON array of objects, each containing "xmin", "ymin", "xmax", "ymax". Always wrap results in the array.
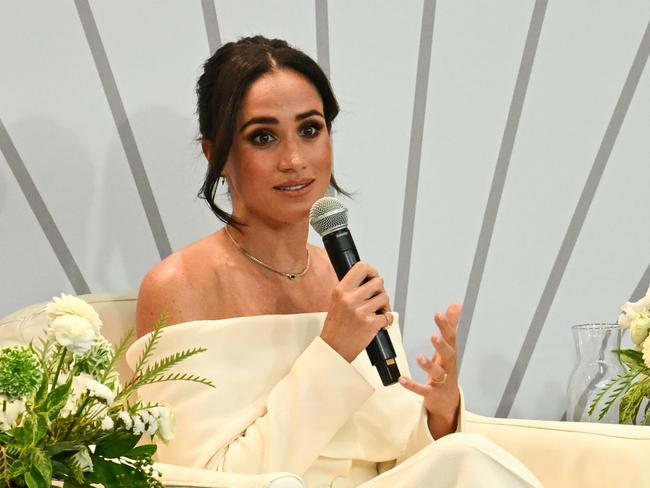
[{"xmin": 322, "ymin": 227, "xmax": 400, "ymax": 386}]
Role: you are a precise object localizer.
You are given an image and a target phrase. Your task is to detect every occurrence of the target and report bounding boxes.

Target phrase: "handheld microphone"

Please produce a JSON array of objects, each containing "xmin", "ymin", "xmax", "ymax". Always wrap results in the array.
[{"xmin": 309, "ymin": 197, "xmax": 400, "ymax": 386}]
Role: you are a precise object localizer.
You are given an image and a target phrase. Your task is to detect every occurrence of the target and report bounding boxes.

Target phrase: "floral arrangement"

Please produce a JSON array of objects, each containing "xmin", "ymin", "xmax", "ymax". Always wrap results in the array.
[
  {"xmin": 0, "ymin": 294, "xmax": 214, "ymax": 487},
  {"xmin": 590, "ymin": 284, "xmax": 650, "ymax": 424}
]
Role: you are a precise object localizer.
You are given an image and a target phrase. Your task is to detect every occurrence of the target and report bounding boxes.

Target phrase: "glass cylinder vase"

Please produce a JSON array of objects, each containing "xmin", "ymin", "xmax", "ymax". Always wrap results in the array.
[{"xmin": 567, "ymin": 323, "xmax": 625, "ymax": 423}]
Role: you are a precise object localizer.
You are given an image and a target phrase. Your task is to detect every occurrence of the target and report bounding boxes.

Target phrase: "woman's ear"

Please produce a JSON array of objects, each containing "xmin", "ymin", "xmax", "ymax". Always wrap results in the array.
[
  {"xmin": 202, "ymin": 139, "xmax": 231, "ymax": 178},
  {"xmin": 201, "ymin": 139, "xmax": 212, "ymax": 162}
]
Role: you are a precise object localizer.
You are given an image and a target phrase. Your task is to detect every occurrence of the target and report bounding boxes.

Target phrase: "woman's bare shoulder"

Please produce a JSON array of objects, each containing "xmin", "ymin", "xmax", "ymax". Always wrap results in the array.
[{"xmin": 136, "ymin": 233, "xmax": 223, "ymax": 336}]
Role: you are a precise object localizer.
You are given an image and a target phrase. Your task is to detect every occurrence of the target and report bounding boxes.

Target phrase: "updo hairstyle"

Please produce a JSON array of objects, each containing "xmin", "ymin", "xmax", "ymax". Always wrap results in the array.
[{"xmin": 196, "ymin": 35, "xmax": 347, "ymax": 226}]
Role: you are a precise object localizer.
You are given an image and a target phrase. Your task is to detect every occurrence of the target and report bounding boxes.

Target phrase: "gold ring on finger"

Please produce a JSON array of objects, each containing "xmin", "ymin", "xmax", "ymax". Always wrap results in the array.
[{"xmin": 383, "ymin": 311, "xmax": 393, "ymax": 328}]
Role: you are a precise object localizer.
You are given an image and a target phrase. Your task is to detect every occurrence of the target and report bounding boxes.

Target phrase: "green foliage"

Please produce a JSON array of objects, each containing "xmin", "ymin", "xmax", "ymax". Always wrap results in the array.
[
  {"xmin": 133, "ymin": 312, "xmax": 168, "ymax": 375},
  {"xmin": 94, "ymin": 431, "xmax": 139, "ymax": 458},
  {"xmin": 118, "ymin": 314, "xmax": 215, "ymax": 401},
  {"xmin": 0, "ymin": 346, "xmax": 43, "ymax": 400},
  {"xmin": 617, "ymin": 349, "xmax": 646, "ymax": 370},
  {"xmin": 75, "ymin": 337, "xmax": 114, "ymax": 378},
  {"xmin": 121, "ymin": 349, "xmax": 215, "ymax": 398},
  {"xmin": 0, "ymin": 303, "xmax": 213, "ymax": 487},
  {"xmin": 100, "ymin": 329, "xmax": 134, "ymax": 384},
  {"xmin": 44, "ymin": 381, "xmax": 73, "ymax": 421},
  {"xmin": 589, "ymin": 347, "xmax": 650, "ymax": 424}
]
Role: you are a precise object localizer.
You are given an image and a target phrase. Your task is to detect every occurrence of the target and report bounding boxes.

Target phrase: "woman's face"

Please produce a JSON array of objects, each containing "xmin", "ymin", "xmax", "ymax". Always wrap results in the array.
[{"xmin": 223, "ymin": 69, "xmax": 332, "ymax": 227}]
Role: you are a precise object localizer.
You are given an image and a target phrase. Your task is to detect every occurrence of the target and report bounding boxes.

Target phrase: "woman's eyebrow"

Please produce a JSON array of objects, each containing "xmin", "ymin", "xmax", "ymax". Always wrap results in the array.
[
  {"xmin": 239, "ymin": 116, "xmax": 278, "ymax": 132},
  {"xmin": 296, "ymin": 110, "xmax": 324, "ymax": 121},
  {"xmin": 239, "ymin": 110, "xmax": 324, "ymax": 132}
]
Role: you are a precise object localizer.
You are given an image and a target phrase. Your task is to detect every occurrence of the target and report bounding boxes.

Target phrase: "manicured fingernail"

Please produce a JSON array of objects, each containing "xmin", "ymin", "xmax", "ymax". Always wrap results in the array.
[{"xmin": 399, "ymin": 376, "xmax": 408, "ymax": 385}]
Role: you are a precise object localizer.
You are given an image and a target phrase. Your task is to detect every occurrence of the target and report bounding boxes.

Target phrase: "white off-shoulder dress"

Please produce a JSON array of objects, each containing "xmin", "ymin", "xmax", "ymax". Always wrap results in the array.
[{"xmin": 126, "ymin": 313, "xmax": 542, "ymax": 488}]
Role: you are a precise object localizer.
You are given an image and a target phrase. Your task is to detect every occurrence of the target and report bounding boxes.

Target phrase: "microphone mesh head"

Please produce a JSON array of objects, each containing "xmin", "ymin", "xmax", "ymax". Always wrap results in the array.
[{"xmin": 309, "ymin": 197, "xmax": 348, "ymax": 236}]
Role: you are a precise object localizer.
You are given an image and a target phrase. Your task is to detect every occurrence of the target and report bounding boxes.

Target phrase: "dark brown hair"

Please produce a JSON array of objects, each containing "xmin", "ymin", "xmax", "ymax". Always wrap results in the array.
[{"xmin": 196, "ymin": 35, "xmax": 347, "ymax": 226}]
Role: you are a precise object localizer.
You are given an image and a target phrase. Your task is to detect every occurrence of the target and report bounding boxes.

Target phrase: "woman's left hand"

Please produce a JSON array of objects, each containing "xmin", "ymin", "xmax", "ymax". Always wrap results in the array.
[{"xmin": 398, "ymin": 303, "xmax": 462, "ymax": 439}]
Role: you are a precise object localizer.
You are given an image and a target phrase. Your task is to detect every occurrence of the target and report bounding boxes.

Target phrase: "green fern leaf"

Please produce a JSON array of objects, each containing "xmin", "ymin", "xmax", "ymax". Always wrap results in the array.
[
  {"xmin": 100, "ymin": 328, "xmax": 134, "ymax": 384},
  {"xmin": 119, "ymin": 347, "xmax": 212, "ymax": 399},
  {"xmin": 133, "ymin": 312, "xmax": 168, "ymax": 376},
  {"xmin": 595, "ymin": 369, "xmax": 639, "ymax": 420}
]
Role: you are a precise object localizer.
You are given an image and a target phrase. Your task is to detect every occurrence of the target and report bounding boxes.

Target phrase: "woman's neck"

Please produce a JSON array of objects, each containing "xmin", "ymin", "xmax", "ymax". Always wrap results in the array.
[{"xmin": 224, "ymin": 219, "xmax": 310, "ymax": 273}]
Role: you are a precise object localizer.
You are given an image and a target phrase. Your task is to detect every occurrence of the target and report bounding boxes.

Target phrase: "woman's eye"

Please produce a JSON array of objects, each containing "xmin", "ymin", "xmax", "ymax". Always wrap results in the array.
[
  {"xmin": 250, "ymin": 131, "xmax": 276, "ymax": 146},
  {"xmin": 300, "ymin": 123, "xmax": 322, "ymax": 138}
]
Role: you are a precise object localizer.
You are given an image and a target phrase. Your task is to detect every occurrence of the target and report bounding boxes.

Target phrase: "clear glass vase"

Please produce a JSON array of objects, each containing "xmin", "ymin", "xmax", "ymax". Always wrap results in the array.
[{"xmin": 567, "ymin": 323, "xmax": 625, "ymax": 423}]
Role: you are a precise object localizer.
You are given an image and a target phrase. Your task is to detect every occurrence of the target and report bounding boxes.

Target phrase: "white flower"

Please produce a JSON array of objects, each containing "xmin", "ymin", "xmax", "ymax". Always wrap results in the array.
[
  {"xmin": 72, "ymin": 373, "xmax": 115, "ymax": 405},
  {"xmin": 46, "ymin": 294, "xmax": 102, "ymax": 334},
  {"xmin": 141, "ymin": 410, "xmax": 155, "ymax": 425},
  {"xmin": 618, "ymin": 285, "xmax": 650, "ymax": 329},
  {"xmin": 0, "ymin": 397, "xmax": 25, "ymax": 431},
  {"xmin": 132, "ymin": 414, "xmax": 145, "ymax": 435},
  {"xmin": 629, "ymin": 312, "xmax": 650, "ymax": 345},
  {"xmin": 133, "ymin": 409, "xmax": 159, "ymax": 436},
  {"xmin": 100, "ymin": 416, "xmax": 114, "ymax": 431},
  {"xmin": 60, "ymin": 376, "xmax": 83, "ymax": 418},
  {"xmin": 48, "ymin": 315, "xmax": 96, "ymax": 356},
  {"xmin": 117, "ymin": 410, "xmax": 132, "ymax": 429},
  {"xmin": 60, "ymin": 395, "xmax": 78, "ymax": 418},
  {"xmin": 70, "ymin": 446, "xmax": 94, "ymax": 473},
  {"xmin": 87, "ymin": 381, "xmax": 115, "ymax": 405},
  {"xmin": 148, "ymin": 405, "xmax": 174, "ymax": 443}
]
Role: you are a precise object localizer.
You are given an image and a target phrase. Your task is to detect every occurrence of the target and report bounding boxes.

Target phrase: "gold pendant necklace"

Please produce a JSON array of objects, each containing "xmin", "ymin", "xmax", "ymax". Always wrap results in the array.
[{"xmin": 224, "ymin": 226, "xmax": 310, "ymax": 280}]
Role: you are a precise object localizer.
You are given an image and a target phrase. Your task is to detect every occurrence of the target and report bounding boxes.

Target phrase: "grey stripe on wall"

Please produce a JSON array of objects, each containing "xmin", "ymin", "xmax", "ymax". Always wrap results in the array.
[
  {"xmin": 201, "ymin": 0, "xmax": 221, "ymax": 55},
  {"xmin": 457, "ymin": 0, "xmax": 548, "ymax": 366},
  {"xmin": 630, "ymin": 264, "xmax": 650, "ymax": 301},
  {"xmin": 74, "ymin": 0, "xmax": 172, "ymax": 260},
  {"xmin": 496, "ymin": 18, "xmax": 650, "ymax": 418},
  {"xmin": 394, "ymin": 0, "xmax": 437, "ymax": 331},
  {"xmin": 0, "ymin": 118, "xmax": 91, "ymax": 295},
  {"xmin": 315, "ymin": 0, "xmax": 330, "ymax": 77}
]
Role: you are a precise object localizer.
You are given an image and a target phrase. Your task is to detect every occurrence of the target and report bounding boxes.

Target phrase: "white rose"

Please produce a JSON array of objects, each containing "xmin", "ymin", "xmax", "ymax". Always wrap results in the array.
[
  {"xmin": 149, "ymin": 406, "xmax": 174, "ymax": 443},
  {"xmin": 630, "ymin": 313, "xmax": 650, "ymax": 345},
  {"xmin": 618, "ymin": 285, "xmax": 650, "ymax": 329},
  {"xmin": 46, "ymin": 294, "xmax": 102, "ymax": 333},
  {"xmin": 70, "ymin": 447, "xmax": 93, "ymax": 472},
  {"xmin": 48, "ymin": 315, "xmax": 96, "ymax": 356},
  {"xmin": 0, "ymin": 397, "xmax": 25, "ymax": 431}
]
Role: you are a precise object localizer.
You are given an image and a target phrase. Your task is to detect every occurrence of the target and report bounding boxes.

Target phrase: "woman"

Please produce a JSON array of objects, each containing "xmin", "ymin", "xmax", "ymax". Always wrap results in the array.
[{"xmin": 132, "ymin": 36, "xmax": 541, "ymax": 487}]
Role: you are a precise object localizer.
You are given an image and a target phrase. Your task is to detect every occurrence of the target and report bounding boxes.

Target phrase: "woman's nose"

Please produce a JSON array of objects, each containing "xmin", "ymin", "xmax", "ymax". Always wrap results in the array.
[{"xmin": 277, "ymin": 141, "xmax": 305, "ymax": 171}]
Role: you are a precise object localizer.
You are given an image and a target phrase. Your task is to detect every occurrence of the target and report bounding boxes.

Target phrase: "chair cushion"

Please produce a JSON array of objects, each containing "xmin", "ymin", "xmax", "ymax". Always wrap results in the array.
[{"xmin": 0, "ymin": 292, "xmax": 138, "ymax": 380}]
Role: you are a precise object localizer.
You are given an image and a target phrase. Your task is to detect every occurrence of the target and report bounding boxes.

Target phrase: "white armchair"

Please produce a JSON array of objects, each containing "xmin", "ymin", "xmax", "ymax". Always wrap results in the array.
[{"xmin": 2, "ymin": 293, "xmax": 649, "ymax": 487}]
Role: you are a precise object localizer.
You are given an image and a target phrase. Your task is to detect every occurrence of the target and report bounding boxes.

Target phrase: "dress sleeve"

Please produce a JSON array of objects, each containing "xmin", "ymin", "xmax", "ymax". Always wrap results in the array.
[
  {"xmin": 376, "ymin": 387, "xmax": 467, "ymax": 474},
  {"xmin": 399, "ymin": 388, "xmax": 466, "ymax": 461},
  {"xmin": 206, "ymin": 336, "xmax": 375, "ymax": 475}
]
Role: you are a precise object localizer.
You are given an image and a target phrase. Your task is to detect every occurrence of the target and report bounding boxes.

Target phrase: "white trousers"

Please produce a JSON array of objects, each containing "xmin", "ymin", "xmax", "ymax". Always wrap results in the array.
[{"xmin": 358, "ymin": 433, "xmax": 543, "ymax": 488}]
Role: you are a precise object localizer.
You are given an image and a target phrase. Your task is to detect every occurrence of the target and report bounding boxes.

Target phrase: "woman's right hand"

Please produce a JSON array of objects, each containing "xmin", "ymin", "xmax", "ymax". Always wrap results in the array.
[{"xmin": 320, "ymin": 261, "xmax": 392, "ymax": 362}]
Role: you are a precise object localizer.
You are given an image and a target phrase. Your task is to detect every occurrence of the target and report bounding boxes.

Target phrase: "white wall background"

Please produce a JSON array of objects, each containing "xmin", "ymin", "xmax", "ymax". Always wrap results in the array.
[{"xmin": 1, "ymin": 0, "xmax": 649, "ymax": 421}]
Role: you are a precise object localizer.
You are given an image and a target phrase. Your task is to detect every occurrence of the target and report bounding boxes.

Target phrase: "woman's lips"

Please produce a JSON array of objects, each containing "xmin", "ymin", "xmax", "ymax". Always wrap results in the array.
[{"xmin": 273, "ymin": 179, "xmax": 315, "ymax": 196}]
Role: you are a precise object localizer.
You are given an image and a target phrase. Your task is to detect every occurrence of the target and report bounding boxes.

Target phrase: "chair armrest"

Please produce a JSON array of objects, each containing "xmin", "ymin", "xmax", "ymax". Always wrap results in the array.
[
  {"xmin": 155, "ymin": 462, "xmax": 304, "ymax": 488},
  {"xmin": 465, "ymin": 411, "xmax": 650, "ymax": 487}
]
